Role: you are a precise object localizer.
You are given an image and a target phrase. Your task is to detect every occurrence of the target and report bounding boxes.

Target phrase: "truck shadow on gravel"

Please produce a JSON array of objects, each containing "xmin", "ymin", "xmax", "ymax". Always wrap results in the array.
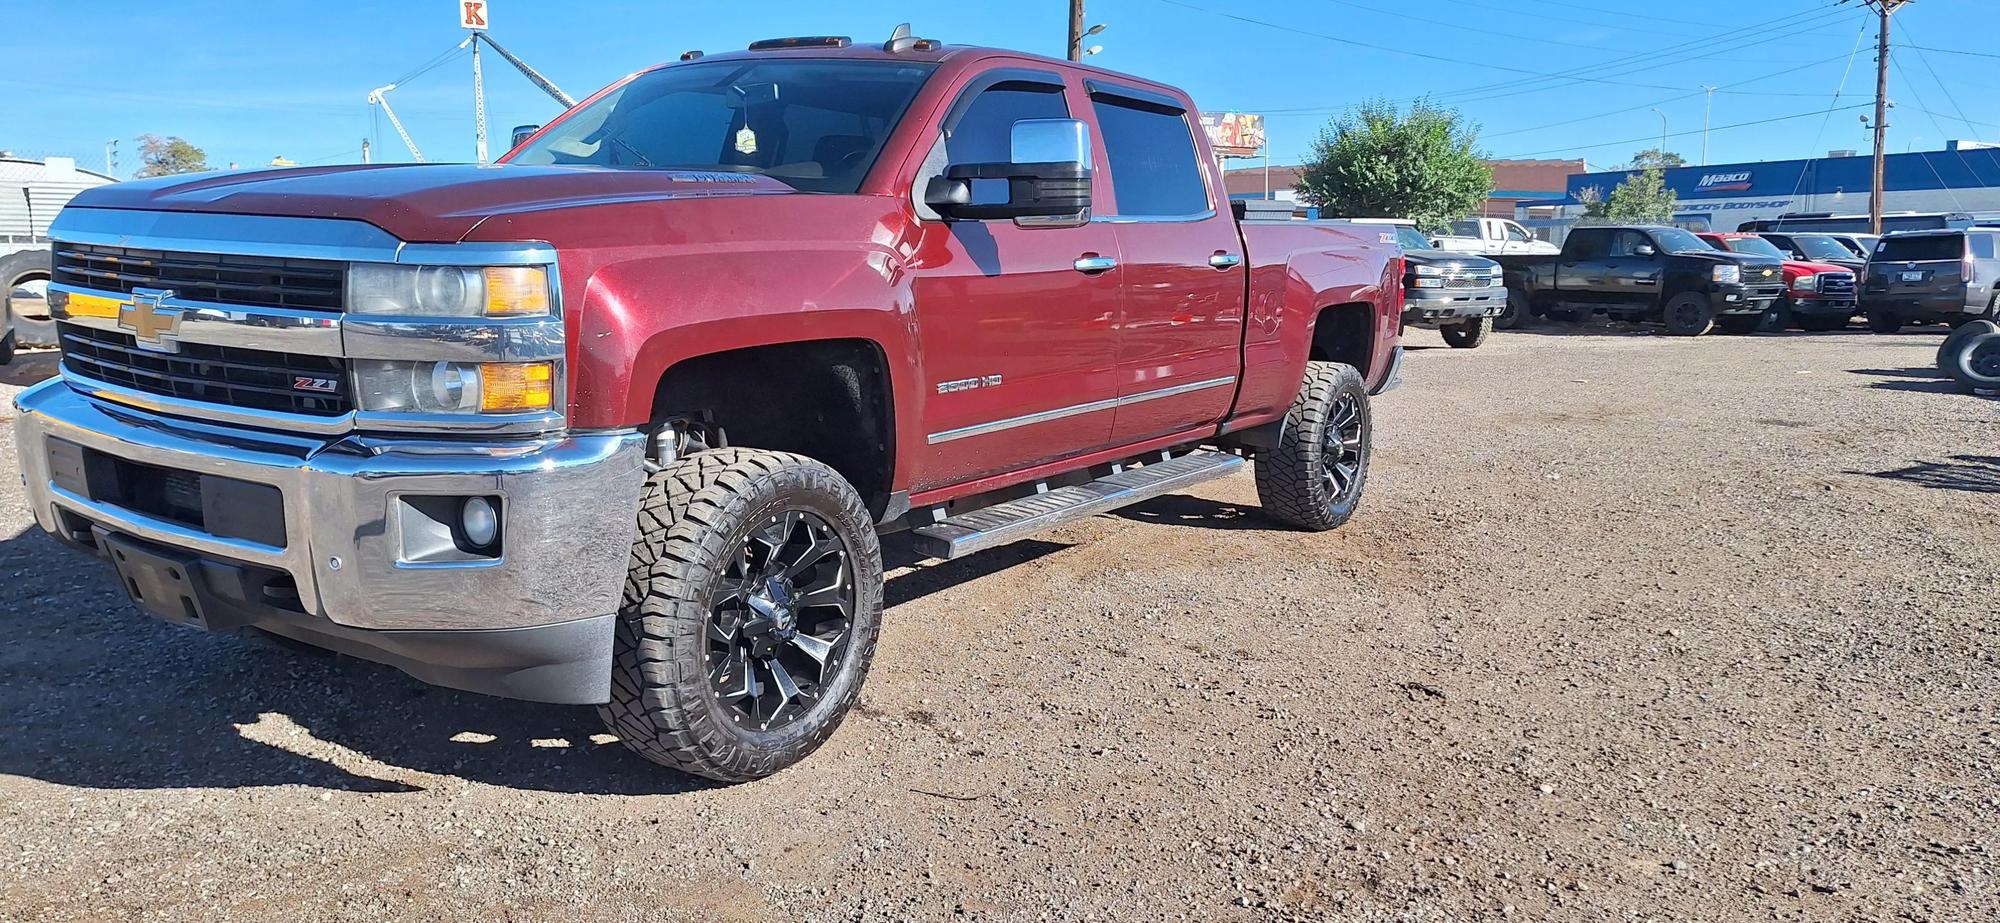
[
  {"xmin": 1846, "ymin": 366, "xmax": 1977, "ymax": 395},
  {"xmin": 0, "ymin": 525, "xmax": 1064, "ymax": 796},
  {"xmin": 1859, "ymin": 454, "xmax": 2000, "ymax": 494}
]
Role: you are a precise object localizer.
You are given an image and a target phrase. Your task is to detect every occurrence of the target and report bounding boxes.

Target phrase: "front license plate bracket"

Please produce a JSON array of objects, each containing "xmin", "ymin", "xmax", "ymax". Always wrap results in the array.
[{"xmin": 97, "ymin": 530, "xmax": 210, "ymax": 628}]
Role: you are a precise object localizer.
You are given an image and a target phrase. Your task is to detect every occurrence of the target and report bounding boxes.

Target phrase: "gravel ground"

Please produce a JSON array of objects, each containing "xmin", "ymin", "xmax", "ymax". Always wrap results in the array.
[{"xmin": 1, "ymin": 326, "xmax": 1995, "ymax": 922}]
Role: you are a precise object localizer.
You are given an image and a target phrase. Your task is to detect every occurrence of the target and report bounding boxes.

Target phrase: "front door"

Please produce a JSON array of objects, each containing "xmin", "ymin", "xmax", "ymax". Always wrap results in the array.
[
  {"xmin": 1602, "ymin": 229, "xmax": 1663, "ymax": 302},
  {"xmin": 1087, "ymin": 85, "xmax": 1243, "ymax": 444},
  {"xmin": 904, "ymin": 71, "xmax": 1124, "ymax": 493}
]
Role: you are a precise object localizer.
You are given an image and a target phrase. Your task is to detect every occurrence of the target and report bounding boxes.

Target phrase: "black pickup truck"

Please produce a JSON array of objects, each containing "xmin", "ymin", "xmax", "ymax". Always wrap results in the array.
[{"xmin": 1495, "ymin": 225, "xmax": 1786, "ymax": 336}]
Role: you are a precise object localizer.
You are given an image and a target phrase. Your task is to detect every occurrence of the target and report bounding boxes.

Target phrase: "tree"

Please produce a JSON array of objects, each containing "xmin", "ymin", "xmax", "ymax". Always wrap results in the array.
[
  {"xmin": 1604, "ymin": 166, "xmax": 1678, "ymax": 223},
  {"xmin": 1575, "ymin": 185, "xmax": 1609, "ymax": 219},
  {"xmin": 1629, "ymin": 148, "xmax": 1686, "ymax": 170},
  {"xmin": 1295, "ymin": 98, "xmax": 1493, "ymax": 230},
  {"xmin": 134, "ymin": 134, "xmax": 209, "ymax": 178}
]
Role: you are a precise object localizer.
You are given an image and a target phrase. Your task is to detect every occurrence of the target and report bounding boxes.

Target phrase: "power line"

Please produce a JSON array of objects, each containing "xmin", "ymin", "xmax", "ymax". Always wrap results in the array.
[
  {"xmin": 1483, "ymin": 52, "xmax": 1859, "ymax": 141},
  {"xmin": 1495, "ymin": 103, "xmax": 1872, "ymax": 158},
  {"xmin": 1786, "ymin": 17, "xmax": 1872, "ymax": 203}
]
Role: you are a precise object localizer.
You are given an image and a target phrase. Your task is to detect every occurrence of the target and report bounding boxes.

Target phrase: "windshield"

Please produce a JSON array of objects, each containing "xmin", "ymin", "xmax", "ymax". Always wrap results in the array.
[
  {"xmin": 1787, "ymin": 234, "xmax": 1855, "ymax": 262},
  {"xmin": 1395, "ymin": 227, "xmax": 1434, "ymax": 251},
  {"xmin": 1720, "ymin": 236, "xmax": 1786, "ymax": 259},
  {"xmin": 1842, "ymin": 234, "xmax": 1879, "ymax": 256},
  {"xmin": 1653, "ymin": 227, "xmax": 1712, "ymax": 254},
  {"xmin": 1446, "ymin": 220, "xmax": 1482, "ymax": 238},
  {"xmin": 508, "ymin": 59, "xmax": 935, "ymax": 193}
]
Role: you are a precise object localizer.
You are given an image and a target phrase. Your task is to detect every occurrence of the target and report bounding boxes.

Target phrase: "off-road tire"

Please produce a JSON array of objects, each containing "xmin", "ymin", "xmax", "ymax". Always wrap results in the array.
[
  {"xmin": 1865, "ymin": 309, "xmax": 1903, "ymax": 334},
  {"xmin": 1951, "ymin": 330, "xmax": 2000, "ymax": 394},
  {"xmin": 600, "ymin": 448, "xmax": 884, "ymax": 783},
  {"xmin": 1255, "ymin": 361, "xmax": 1370, "ymax": 532},
  {"xmin": 1661, "ymin": 292, "xmax": 1714, "ymax": 337},
  {"xmin": 1799, "ymin": 314, "xmax": 1849, "ymax": 332},
  {"xmin": 1761, "ymin": 299, "xmax": 1794, "ymax": 333},
  {"xmin": 0, "ymin": 330, "xmax": 14, "ymax": 366},
  {"xmin": 1938, "ymin": 319, "xmax": 1999, "ymax": 375},
  {"xmin": 1495, "ymin": 290, "xmax": 1530, "ymax": 330},
  {"xmin": 1715, "ymin": 313, "xmax": 1764, "ymax": 335},
  {"xmin": 1440, "ymin": 316, "xmax": 1492, "ymax": 349},
  {"xmin": 0, "ymin": 249, "xmax": 54, "ymax": 348}
]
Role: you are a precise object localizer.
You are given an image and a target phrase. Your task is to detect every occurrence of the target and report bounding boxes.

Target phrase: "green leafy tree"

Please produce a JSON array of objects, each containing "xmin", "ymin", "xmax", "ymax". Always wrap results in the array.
[
  {"xmin": 1629, "ymin": 148, "xmax": 1686, "ymax": 170},
  {"xmin": 134, "ymin": 134, "xmax": 209, "ymax": 178},
  {"xmin": 1604, "ymin": 166, "xmax": 1678, "ymax": 223},
  {"xmin": 1295, "ymin": 98, "xmax": 1493, "ymax": 230}
]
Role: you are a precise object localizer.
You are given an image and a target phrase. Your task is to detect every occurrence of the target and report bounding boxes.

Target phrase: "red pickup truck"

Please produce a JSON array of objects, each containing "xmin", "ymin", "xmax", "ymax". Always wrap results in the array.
[{"xmin": 13, "ymin": 30, "xmax": 1402, "ymax": 781}]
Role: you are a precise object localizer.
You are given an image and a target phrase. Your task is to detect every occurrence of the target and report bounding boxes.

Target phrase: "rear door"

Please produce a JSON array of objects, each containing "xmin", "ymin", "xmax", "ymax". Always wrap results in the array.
[
  {"xmin": 1085, "ymin": 82, "xmax": 1244, "ymax": 444},
  {"xmin": 905, "ymin": 68, "xmax": 1125, "ymax": 491},
  {"xmin": 1555, "ymin": 228, "xmax": 1612, "ymax": 300}
]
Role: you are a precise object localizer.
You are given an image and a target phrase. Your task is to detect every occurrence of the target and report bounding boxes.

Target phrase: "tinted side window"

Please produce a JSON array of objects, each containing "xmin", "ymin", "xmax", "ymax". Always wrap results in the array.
[
  {"xmin": 945, "ymin": 85, "xmax": 1070, "ymax": 207},
  {"xmin": 1876, "ymin": 234, "xmax": 1966, "ymax": 262},
  {"xmin": 1565, "ymin": 230, "xmax": 1610, "ymax": 259},
  {"xmin": 1091, "ymin": 98, "xmax": 1210, "ymax": 217},
  {"xmin": 1609, "ymin": 231, "xmax": 1649, "ymax": 257},
  {"xmin": 1973, "ymin": 234, "xmax": 1997, "ymax": 260}
]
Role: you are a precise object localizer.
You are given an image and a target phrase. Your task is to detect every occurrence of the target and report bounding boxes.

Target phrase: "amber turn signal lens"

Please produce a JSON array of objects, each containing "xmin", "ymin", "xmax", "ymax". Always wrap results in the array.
[
  {"xmin": 482, "ymin": 266, "xmax": 551, "ymax": 316},
  {"xmin": 478, "ymin": 362, "xmax": 554, "ymax": 413}
]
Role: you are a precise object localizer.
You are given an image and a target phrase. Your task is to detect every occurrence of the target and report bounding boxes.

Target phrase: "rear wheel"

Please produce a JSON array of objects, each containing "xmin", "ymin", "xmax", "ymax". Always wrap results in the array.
[
  {"xmin": 1440, "ymin": 316, "xmax": 1492, "ymax": 349},
  {"xmin": 1951, "ymin": 331, "xmax": 2000, "ymax": 394},
  {"xmin": 1866, "ymin": 309, "xmax": 1903, "ymax": 334},
  {"xmin": 1661, "ymin": 293, "xmax": 1714, "ymax": 337},
  {"xmin": 1255, "ymin": 361, "xmax": 1370, "ymax": 532},
  {"xmin": 601, "ymin": 448, "xmax": 883, "ymax": 782},
  {"xmin": 1939, "ymin": 319, "xmax": 2000, "ymax": 375}
]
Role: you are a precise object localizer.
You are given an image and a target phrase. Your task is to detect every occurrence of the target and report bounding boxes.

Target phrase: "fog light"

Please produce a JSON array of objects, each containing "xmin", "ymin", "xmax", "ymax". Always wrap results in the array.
[{"xmin": 461, "ymin": 496, "xmax": 500, "ymax": 549}]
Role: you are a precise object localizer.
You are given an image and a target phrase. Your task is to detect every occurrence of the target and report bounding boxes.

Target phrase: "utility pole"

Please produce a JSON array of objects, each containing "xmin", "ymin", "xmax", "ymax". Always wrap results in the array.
[
  {"xmin": 1701, "ymin": 86, "xmax": 1716, "ymax": 166},
  {"xmin": 1067, "ymin": 0, "xmax": 1085, "ymax": 62},
  {"xmin": 1865, "ymin": 0, "xmax": 1913, "ymax": 235},
  {"xmin": 472, "ymin": 36, "xmax": 489, "ymax": 164},
  {"xmin": 103, "ymin": 139, "xmax": 118, "ymax": 176},
  {"xmin": 361, "ymin": 138, "xmax": 371, "ymax": 164}
]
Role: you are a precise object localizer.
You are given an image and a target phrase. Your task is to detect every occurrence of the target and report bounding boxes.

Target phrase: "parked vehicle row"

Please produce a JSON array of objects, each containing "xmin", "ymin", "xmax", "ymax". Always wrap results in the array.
[{"xmin": 1490, "ymin": 224, "xmax": 1784, "ymax": 336}]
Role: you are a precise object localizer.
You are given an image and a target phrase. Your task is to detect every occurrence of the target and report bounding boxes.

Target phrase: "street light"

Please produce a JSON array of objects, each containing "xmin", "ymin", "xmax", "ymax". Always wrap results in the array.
[
  {"xmin": 1085, "ymin": 44, "xmax": 1103, "ymax": 56},
  {"xmin": 1650, "ymin": 107, "xmax": 1668, "ymax": 159}
]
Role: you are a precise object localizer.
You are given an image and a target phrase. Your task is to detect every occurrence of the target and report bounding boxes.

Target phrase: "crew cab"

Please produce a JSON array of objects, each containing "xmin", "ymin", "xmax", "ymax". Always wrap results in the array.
[
  {"xmin": 1495, "ymin": 225, "xmax": 1785, "ymax": 336},
  {"xmin": 1698, "ymin": 232, "xmax": 1857, "ymax": 332},
  {"xmin": 1431, "ymin": 216, "xmax": 1558, "ymax": 256},
  {"xmin": 10, "ymin": 29, "xmax": 1402, "ymax": 782}
]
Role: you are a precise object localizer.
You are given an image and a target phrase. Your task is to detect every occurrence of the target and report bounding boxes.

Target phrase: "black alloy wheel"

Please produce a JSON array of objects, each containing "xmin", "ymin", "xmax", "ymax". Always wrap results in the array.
[
  {"xmin": 1321, "ymin": 392, "xmax": 1365, "ymax": 504},
  {"xmin": 706, "ymin": 509, "xmax": 855, "ymax": 732}
]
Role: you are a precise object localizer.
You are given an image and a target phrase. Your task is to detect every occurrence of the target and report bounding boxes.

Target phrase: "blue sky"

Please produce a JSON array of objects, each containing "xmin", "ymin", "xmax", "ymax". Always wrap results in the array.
[{"xmin": 8, "ymin": 0, "xmax": 2000, "ymax": 176}]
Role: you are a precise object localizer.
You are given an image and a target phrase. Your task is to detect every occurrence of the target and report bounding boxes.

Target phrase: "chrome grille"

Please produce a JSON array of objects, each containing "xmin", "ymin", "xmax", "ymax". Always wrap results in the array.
[
  {"xmin": 1818, "ymin": 272, "xmax": 1856, "ymax": 296},
  {"xmin": 53, "ymin": 243, "xmax": 345, "ymax": 312},
  {"xmin": 58, "ymin": 322, "xmax": 351, "ymax": 417}
]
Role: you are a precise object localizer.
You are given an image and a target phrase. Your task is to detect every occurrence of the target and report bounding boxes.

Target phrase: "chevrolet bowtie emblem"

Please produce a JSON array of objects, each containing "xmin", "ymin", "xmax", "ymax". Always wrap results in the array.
[{"xmin": 119, "ymin": 288, "xmax": 184, "ymax": 353}]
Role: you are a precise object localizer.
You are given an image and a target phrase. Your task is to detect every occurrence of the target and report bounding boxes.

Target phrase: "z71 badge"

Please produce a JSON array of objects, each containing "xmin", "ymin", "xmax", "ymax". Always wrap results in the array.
[{"xmin": 293, "ymin": 376, "xmax": 341, "ymax": 394}]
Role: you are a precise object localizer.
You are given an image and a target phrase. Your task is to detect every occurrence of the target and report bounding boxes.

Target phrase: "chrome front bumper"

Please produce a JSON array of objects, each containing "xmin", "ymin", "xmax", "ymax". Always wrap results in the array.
[
  {"xmin": 13, "ymin": 379, "xmax": 647, "ymax": 633},
  {"xmin": 1403, "ymin": 285, "xmax": 1508, "ymax": 322}
]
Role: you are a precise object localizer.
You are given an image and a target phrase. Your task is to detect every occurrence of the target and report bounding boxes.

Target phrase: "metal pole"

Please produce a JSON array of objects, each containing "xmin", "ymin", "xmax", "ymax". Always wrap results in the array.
[
  {"xmin": 473, "ymin": 35, "xmax": 490, "ymax": 164},
  {"xmin": 1067, "ymin": 0, "xmax": 1085, "ymax": 61},
  {"xmin": 1263, "ymin": 145, "xmax": 1271, "ymax": 200},
  {"xmin": 475, "ymin": 33, "xmax": 576, "ymax": 107},
  {"xmin": 1869, "ymin": 1, "xmax": 1902, "ymax": 236},
  {"xmin": 361, "ymin": 138, "xmax": 371, "ymax": 164},
  {"xmin": 1651, "ymin": 108, "xmax": 1667, "ymax": 160}
]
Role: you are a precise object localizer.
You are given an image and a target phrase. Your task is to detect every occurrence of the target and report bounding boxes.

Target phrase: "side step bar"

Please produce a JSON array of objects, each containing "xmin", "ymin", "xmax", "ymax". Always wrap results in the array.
[{"xmin": 909, "ymin": 451, "xmax": 1245, "ymax": 560}]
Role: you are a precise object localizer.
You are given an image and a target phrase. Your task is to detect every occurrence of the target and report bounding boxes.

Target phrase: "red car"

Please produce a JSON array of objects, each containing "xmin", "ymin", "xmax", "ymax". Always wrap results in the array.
[{"xmin": 1698, "ymin": 232, "xmax": 1857, "ymax": 331}]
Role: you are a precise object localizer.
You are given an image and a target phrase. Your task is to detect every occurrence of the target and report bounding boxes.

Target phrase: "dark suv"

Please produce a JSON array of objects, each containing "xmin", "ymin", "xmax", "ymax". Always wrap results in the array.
[{"xmin": 1862, "ymin": 229, "xmax": 2000, "ymax": 332}]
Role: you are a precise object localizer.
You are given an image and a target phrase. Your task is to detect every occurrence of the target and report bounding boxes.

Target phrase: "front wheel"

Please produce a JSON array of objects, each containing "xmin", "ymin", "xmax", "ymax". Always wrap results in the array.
[
  {"xmin": 1661, "ymin": 293, "xmax": 1714, "ymax": 336},
  {"xmin": 1495, "ymin": 290, "xmax": 1530, "ymax": 330},
  {"xmin": 1440, "ymin": 316, "xmax": 1493, "ymax": 349},
  {"xmin": 601, "ymin": 448, "xmax": 884, "ymax": 782},
  {"xmin": 1255, "ymin": 361, "xmax": 1371, "ymax": 532}
]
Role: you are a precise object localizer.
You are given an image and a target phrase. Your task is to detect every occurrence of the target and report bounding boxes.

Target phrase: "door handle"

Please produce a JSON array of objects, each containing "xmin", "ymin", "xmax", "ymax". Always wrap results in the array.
[
  {"xmin": 1073, "ymin": 255, "xmax": 1118, "ymax": 273},
  {"xmin": 1209, "ymin": 252, "xmax": 1243, "ymax": 270}
]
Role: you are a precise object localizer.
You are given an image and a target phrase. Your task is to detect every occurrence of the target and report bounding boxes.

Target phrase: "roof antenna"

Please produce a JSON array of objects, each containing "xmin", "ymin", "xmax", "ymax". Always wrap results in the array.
[{"xmin": 885, "ymin": 22, "xmax": 919, "ymax": 53}]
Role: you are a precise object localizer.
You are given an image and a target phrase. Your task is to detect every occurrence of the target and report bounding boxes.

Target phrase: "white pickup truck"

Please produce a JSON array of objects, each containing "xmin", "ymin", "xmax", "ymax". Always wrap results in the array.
[{"xmin": 1431, "ymin": 217, "xmax": 1558, "ymax": 256}]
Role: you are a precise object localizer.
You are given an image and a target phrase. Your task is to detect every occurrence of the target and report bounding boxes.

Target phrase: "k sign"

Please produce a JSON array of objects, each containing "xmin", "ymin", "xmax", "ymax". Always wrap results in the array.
[{"xmin": 459, "ymin": 0, "xmax": 489, "ymax": 30}]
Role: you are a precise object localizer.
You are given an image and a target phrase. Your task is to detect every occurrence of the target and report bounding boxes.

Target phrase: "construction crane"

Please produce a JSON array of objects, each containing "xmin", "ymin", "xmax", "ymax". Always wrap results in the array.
[
  {"xmin": 473, "ymin": 32, "xmax": 575, "ymax": 108},
  {"xmin": 367, "ymin": 83, "xmax": 426, "ymax": 162}
]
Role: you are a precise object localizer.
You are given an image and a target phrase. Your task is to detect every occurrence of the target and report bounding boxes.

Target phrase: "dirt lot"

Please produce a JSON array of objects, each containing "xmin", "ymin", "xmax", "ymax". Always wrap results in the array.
[{"xmin": 1, "ymin": 326, "xmax": 1995, "ymax": 923}]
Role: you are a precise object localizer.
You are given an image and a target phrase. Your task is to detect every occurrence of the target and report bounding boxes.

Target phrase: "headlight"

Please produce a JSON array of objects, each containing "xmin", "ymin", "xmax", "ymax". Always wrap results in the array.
[
  {"xmin": 1792, "ymin": 273, "xmax": 1818, "ymax": 292},
  {"xmin": 1411, "ymin": 278, "xmax": 1443, "ymax": 288},
  {"xmin": 352, "ymin": 360, "xmax": 555, "ymax": 414},
  {"xmin": 1712, "ymin": 264, "xmax": 1742, "ymax": 284},
  {"xmin": 1412, "ymin": 264, "xmax": 1443, "ymax": 277},
  {"xmin": 348, "ymin": 264, "xmax": 552, "ymax": 317}
]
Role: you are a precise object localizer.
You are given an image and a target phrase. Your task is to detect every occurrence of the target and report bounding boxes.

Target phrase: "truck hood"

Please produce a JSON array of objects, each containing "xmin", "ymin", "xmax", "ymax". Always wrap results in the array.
[
  {"xmin": 65, "ymin": 163, "xmax": 798, "ymax": 242},
  {"xmin": 1789, "ymin": 259, "xmax": 1856, "ymax": 277},
  {"xmin": 1679, "ymin": 248, "xmax": 1784, "ymax": 275},
  {"xmin": 1402, "ymin": 249, "xmax": 1499, "ymax": 272}
]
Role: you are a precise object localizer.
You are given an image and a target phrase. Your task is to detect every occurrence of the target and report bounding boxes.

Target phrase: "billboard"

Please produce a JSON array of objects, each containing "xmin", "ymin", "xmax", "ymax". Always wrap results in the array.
[{"xmin": 1200, "ymin": 113, "xmax": 1265, "ymax": 158}]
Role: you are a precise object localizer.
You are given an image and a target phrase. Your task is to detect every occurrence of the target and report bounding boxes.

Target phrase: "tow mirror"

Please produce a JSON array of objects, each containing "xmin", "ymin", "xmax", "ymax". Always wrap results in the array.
[
  {"xmin": 1634, "ymin": 243, "xmax": 1657, "ymax": 257},
  {"xmin": 924, "ymin": 118, "xmax": 1092, "ymax": 226},
  {"xmin": 510, "ymin": 124, "xmax": 542, "ymax": 149}
]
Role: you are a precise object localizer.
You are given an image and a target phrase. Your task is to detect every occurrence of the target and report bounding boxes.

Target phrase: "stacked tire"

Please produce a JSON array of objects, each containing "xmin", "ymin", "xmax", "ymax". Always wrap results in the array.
[{"xmin": 1940, "ymin": 319, "xmax": 2000, "ymax": 394}]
